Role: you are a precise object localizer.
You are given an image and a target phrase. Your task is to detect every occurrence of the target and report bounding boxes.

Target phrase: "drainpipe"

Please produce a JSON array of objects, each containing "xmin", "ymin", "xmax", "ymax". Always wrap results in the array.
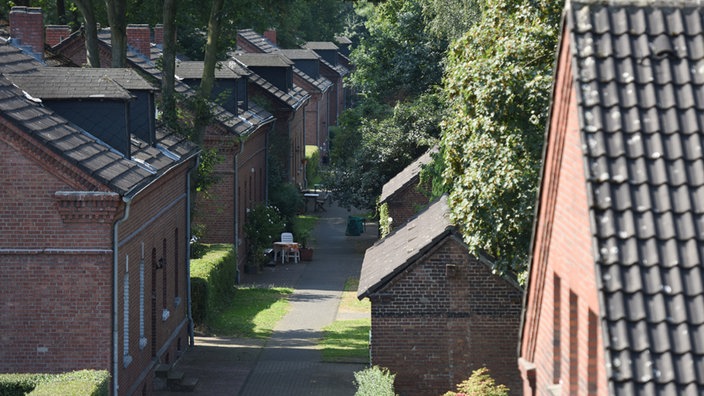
[
  {"xmin": 234, "ymin": 139, "xmax": 244, "ymax": 284},
  {"xmin": 112, "ymin": 196, "xmax": 132, "ymax": 396},
  {"xmin": 186, "ymin": 157, "xmax": 199, "ymax": 346}
]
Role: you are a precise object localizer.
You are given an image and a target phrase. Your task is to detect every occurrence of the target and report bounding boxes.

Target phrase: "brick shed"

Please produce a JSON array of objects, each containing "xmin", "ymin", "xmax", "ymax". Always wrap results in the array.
[
  {"xmin": 378, "ymin": 147, "xmax": 435, "ymax": 230},
  {"xmin": 519, "ymin": 1, "xmax": 704, "ymax": 395},
  {"xmin": 358, "ymin": 196, "xmax": 523, "ymax": 395}
]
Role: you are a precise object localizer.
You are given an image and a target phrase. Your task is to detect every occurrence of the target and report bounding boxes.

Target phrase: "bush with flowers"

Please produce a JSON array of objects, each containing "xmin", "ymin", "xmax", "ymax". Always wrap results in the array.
[{"xmin": 243, "ymin": 204, "xmax": 285, "ymax": 270}]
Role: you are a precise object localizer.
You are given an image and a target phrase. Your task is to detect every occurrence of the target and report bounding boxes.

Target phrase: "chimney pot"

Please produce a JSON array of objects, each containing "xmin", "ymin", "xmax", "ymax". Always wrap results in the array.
[{"xmin": 126, "ymin": 24, "xmax": 151, "ymax": 57}]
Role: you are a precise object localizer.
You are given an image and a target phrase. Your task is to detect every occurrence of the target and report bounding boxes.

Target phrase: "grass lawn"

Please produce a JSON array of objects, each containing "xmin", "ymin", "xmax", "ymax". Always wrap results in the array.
[
  {"xmin": 321, "ymin": 278, "xmax": 371, "ymax": 362},
  {"xmin": 208, "ymin": 286, "xmax": 293, "ymax": 338}
]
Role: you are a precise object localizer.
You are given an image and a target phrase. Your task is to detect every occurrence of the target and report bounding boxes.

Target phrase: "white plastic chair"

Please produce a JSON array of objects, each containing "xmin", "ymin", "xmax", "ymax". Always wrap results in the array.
[{"xmin": 280, "ymin": 233, "xmax": 299, "ymax": 263}]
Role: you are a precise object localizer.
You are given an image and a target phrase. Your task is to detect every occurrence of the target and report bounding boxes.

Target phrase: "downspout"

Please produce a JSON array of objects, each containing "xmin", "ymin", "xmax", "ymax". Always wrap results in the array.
[
  {"xmin": 113, "ymin": 196, "xmax": 132, "ymax": 396},
  {"xmin": 186, "ymin": 156, "xmax": 199, "ymax": 346},
  {"xmin": 234, "ymin": 139, "xmax": 244, "ymax": 284}
]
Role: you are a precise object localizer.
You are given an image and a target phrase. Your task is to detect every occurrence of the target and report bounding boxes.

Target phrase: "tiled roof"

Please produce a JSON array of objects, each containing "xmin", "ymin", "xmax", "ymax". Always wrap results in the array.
[
  {"xmin": 237, "ymin": 29, "xmax": 278, "ymax": 53},
  {"xmin": 6, "ymin": 68, "xmax": 150, "ymax": 100},
  {"xmin": 379, "ymin": 147, "xmax": 435, "ymax": 204},
  {"xmin": 232, "ymin": 52, "xmax": 293, "ymax": 68},
  {"xmin": 97, "ymin": 30, "xmax": 273, "ymax": 137},
  {"xmin": 0, "ymin": 75, "xmax": 197, "ymax": 196},
  {"xmin": 0, "ymin": 41, "xmax": 42, "ymax": 73},
  {"xmin": 246, "ymin": 71, "xmax": 310, "ymax": 111},
  {"xmin": 236, "ymin": 31, "xmax": 333, "ymax": 92},
  {"xmin": 318, "ymin": 57, "xmax": 349, "ymax": 77},
  {"xmin": 358, "ymin": 195, "xmax": 453, "ymax": 298},
  {"xmin": 569, "ymin": 0, "xmax": 704, "ymax": 394},
  {"xmin": 334, "ymin": 36, "xmax": 352, "ymax": 45}
]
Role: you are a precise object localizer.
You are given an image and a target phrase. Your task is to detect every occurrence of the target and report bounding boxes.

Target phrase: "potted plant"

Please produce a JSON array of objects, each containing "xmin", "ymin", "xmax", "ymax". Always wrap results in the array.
[{"xmin": 293, "ymin": 216, "xmax": 316, "ymax": 261}]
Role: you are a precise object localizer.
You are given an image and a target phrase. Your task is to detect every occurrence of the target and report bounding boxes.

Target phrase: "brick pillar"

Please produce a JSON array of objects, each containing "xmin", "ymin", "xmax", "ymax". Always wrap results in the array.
[
  {"xmin": 153, "ymin": 24, "xmax": 163, "ymax": 46},
  {"xmin": 127, "ymin": 24, "xmax": 151, "ymax": 57},
  {"xmin": 264, "ymin": 29, "xmax": 277, "ymax": 45},
  {"xmin": 45, "ymin": 25, "xmax": 71, "ymax": 47},
  {"xmin": 9, "ymin": 6, "xmax": 44, "ymax": 59}
]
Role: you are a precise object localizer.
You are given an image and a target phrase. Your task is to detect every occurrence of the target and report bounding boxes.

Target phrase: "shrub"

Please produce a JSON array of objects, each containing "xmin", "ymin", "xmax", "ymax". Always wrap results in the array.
[
  {"xmin": 442, "ymin": 367, "xmax": 509, "ymax": 396},
  {"xmin": 190, "ymin": 244, "xmax": 237, "ymax": 325},
  {"xmin": 268, "ymin": 184, "xmax": 303, "ymax": 224},
  {"xmin": 354, "ymin": 366, "xmax": 396, "ymax": 396},
  {"xmin": 0, "ymin": 370, "xmax": 109, "ymax": 396},
  {"xmin": 243, "ymin": 204, "xmax": 286, "ymax": 268}
]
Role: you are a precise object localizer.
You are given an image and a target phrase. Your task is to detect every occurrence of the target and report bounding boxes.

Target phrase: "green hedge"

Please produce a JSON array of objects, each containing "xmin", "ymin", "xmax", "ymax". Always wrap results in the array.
[
  {"xmin": 0, "ymin": 370, "xmax": 109, "ymax": 396},
  {"xmin": 190, "ymin": 244, "xmax": 237, "ymax": 326}
]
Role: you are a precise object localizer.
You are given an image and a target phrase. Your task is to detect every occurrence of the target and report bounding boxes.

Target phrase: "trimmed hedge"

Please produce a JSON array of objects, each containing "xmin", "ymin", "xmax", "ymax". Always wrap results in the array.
[
  {"xmin": 190, "ymin": 244, "xmax": 237, "ymax": 326},
  {"xmin": 0, "ymin": 370, "xmax": 109, "ymax": 396}
]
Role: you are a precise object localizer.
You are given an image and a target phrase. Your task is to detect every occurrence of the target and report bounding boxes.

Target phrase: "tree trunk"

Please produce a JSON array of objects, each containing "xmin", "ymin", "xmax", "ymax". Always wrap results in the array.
[
  {"xmin": 56, "ymin": 0, "xmax": 66, "ymax": 24},
  {"xmin": 161, "ymin": 0, "xmax": 178, "ymax": 129},
  {"xmin": 198, "ymin": 0, "xmax": 225, "ymax": 101},
  {"xmin": 73, "ymin": 0, "xmax": 101, "ymax": 67},
  {"xmin": 105, "ymin": 0, "xmax": 127, "ymax": 67}
]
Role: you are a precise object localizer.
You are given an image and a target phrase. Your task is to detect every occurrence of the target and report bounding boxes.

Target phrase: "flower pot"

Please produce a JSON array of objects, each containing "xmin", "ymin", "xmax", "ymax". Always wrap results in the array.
[{"xmin": 300, "ymin": 247, "xmax": 314, "ymax": 261}]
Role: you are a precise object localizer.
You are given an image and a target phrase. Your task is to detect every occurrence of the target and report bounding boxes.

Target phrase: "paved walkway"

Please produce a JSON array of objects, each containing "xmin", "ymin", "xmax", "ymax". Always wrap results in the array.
[{"xmin": 156, "ymin": 203, "xmax": 377, "ymax": 395}]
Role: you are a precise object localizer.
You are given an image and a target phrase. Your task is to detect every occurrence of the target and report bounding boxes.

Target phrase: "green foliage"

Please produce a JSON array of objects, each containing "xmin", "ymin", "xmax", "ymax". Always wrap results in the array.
[
  {"xmin": 195, "ymin": 148, "xmax": 224, "ymax": 198},
  {"xmin": 305, "ymin": 145, "xmax": 322, "ymax": 188},
  {"xmin": 190, "ymin": 223, "xmax": 208, "ymax": 259},
  {"xmin": 440, "ymin": 0, "xmax": 561, "ymax": 276},
  {"xmin": 190, "ymin": 244, "xmax": 238, "ymax": 320},
  {"xmin": 291, "ymin": 215, "xmax": 317, "ymax": 248},
  {"xmin": 421, "ymin": 0, "xmax": 482, "ymax": 42},
  {"xmin": 442, "ymin": 367, "xmax": 509, "ymax": 396},
  {"xmin": 353, "ymin": 366, "xmax": 396, "ymax": 396},
  {"xmin": 330, "ymin": 97, "xmax": 391, "ymax": 167},
  {"xmin": 243, "ymin": 204, "xmax": 286, "ymax": 268},
  {"xmin": 269, "ymin": 184, "xmax": 304, "ymax": 226},
  {"xmin": 328, "ymin": 93, "xmax": 443, "ymax": 210},
  {"xmin": 350, "ymin": 0, "xmax": 447, "ymax": 103},
  {"xmin": 0, "ymin": 370, "xmax": 109, "ymax": 396}
]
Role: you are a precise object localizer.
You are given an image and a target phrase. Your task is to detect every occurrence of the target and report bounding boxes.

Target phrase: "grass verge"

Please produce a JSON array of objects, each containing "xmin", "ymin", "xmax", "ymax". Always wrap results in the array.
[
  {"xmin": 321, "ymin": 277, "xmax": 370, "ymax": 362},
  {"xmin": 208, "ymin": 286, "xmax": 293, "ymax": 338}
]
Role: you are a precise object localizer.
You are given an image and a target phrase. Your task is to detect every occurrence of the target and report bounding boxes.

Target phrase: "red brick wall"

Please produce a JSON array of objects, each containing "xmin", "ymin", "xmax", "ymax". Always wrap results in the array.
[
  {"xmin": 127, "ymin": 24, "xmax": 151, "ymax": 58},
  {"xmin": 370, "ymin": 237, "xmax": 523, "ymax": 395},
  {"xmin": 116, "ymin": 162, "xmax": 193, "ymax": 394},
  {"xmin": 1, "ymin": 118, "xmax": 194, "ymax": 394},
  {"xmin": 45, "ymin": 25, "xmax": 71, "ymax": 47},
  {"xmin": 519, "ymin": 30, "xmax": 607, "ymax": 395},
  {"xmin": 386, "ymin": 183, "xmax": 429, "ymax": 229},
  {"xmin": 9, "ymin": 7, "xmax": 44, "ymax": 58}
]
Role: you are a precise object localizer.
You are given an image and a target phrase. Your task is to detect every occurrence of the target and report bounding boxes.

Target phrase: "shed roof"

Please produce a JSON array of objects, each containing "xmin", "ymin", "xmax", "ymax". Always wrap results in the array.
[
  {"xmin": 565, "ymin": 0, "xmax": 704, "ymax": 393},
  {"xmin": 175, "ymin": 60, "xmax": 248, "ymax": 80},
  {"xmin": 6, "ymin": 68, "xmax": 154, "ymax": 100},
  {"xmin": 358, "ymin": 195, "xmax": 453, "ymax": 298},
  {"xmin": 278, "ymin": 48, "xmax": 320, "ymax": 61},
  {"xmin": 232, "ymin": 52, "xmax": 293, "ymax": 68},
  {"xmin": 302, "ymin": 41, "xmax": 339, "ymax": 51},
  {"xmin": 379, "ymin": 147, "xmax": 435, "ymax": 204},
  {"xmin": 237, "ymin": 29, "xmax": 278, "ymax": 53}
]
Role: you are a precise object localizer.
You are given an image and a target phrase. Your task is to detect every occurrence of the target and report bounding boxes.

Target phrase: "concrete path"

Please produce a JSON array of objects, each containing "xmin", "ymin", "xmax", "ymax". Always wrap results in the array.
[{"xmin": 156, "ymin": 202, "xmax": 377, "ymax": 395}]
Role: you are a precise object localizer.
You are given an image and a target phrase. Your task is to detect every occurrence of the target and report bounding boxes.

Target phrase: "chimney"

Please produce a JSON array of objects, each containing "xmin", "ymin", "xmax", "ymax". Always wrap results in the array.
[
  {"xmin": 45, "ymin": 25, "xmax": 71, "ymax": 47},
  {"xmin": 264, "ymin": 29, "xmax": 277, "ymax": 45},
  {"xmin": 10, "ymin": 7, "xmax": 44, "ymax": 60},
  {"xmin": 153, "ymin": 24, "xmax": 163, "ymax": 46},
  {"xmin": 126, "ymin": 24, "xmax": 151, "ymax": 57}
]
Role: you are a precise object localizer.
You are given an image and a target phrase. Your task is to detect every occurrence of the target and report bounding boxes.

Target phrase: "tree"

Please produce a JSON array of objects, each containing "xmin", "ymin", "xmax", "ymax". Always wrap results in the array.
[
  {"xmin": 328, "ymin": 93, "xmax": 443, "ymax": 210},
  {"xmin": 349, "ymin": 0, "xmax": 446, "ymax": 103},
  {"xmin": 440, "ymin": 0, "xmax": 561, "ymax": 276},
  {"xmin": 198, "ymin": 0, "xmax": 225, "ymax": 102},
  {"xmin": 73, "ymin": 0, "xmax": 101, "ymax": 67},
  {"xmin": 105, "ymin": 0, "xmax": 127, "ymax": 67},
  {"xmin": 161, "ymin": 0, "xmax": 178, "ymax": 128}
]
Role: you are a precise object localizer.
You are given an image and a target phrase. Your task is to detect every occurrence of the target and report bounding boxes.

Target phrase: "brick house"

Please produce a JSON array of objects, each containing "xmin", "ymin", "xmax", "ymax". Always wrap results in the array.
[
  {"xmin": 378, "ymin": 148, "xmax": 435, "ymax": 230},
  {"xmin": 46, "ymin": 19, "xmax": 278, "ymax": 274},
  {"xmin": 519, "ymin": 1, "xmax": 704, "ymax": 395},
  {"xmin": 358, "ymin": 196, "xmax": 523, "ymax": 395},
  {"xmin": 232, "ymin": 52, "xmax": 310, "ymax": 188},
  {"xmin": 301, "ymin": 41, "xmax": 350, "ymax": 126},
  {"xmin": 237, "ymin": 29, "xmax": 338, "ymax": 155},
  {"xmin": 0, "ymin": 38, "xmax": 200, "ymax": 396}
]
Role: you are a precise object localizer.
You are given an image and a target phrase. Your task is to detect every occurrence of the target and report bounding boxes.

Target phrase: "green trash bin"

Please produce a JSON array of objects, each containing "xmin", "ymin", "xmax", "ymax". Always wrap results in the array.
[{"xmin": 346, "ymin": 216, "xmax": 364, "ymax": 236}]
